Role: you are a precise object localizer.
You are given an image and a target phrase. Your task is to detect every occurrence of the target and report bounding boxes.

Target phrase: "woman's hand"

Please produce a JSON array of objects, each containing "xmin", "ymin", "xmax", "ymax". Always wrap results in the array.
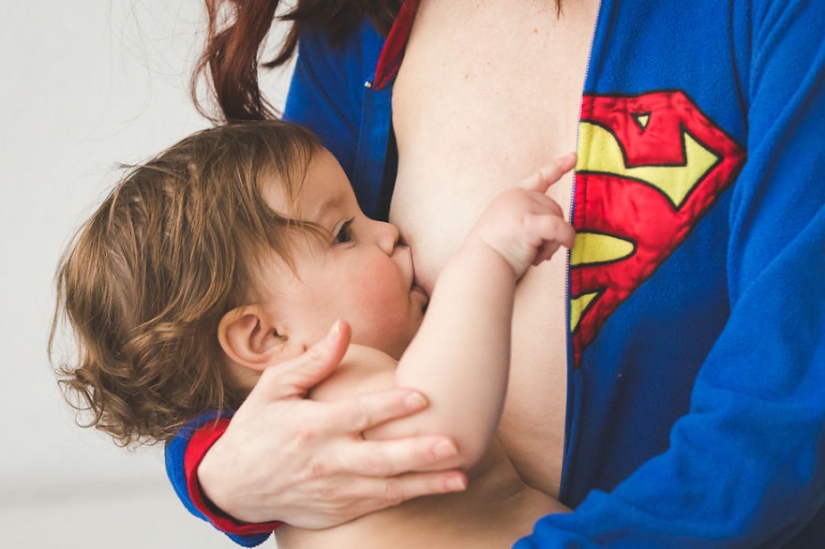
[{"xmin": 197, "ymin": 321, "xmax": 467, "ymax": 529}]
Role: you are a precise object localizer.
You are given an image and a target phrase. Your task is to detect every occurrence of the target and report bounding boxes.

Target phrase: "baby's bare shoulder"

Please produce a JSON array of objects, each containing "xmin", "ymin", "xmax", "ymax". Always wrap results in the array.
[{"xmin": 307, "ymin": 344, "xmax": 398, "ymax": 403}]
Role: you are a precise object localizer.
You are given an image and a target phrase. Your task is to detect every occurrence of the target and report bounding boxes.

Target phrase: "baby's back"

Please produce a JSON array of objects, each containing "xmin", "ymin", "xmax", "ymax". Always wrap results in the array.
[
  {"xmin": 275, "ymin": 440, "xmax": 566, "ymax": 549},
  {"xmin": 277, "ymin": 347, "xmax": 568, "ymax": 548}
]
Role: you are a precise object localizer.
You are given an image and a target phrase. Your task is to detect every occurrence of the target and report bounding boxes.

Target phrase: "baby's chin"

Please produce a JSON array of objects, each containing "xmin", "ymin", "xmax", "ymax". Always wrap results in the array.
[{"xmin": 411, "ymin": 283, "xmax": 429, "ymax": 313}]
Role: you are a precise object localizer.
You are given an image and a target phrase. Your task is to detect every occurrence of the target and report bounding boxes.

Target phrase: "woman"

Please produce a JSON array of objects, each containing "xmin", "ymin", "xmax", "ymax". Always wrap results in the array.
[{"xmin": 167, "ymin": 0, "xmax": 825, "ymax": 547}]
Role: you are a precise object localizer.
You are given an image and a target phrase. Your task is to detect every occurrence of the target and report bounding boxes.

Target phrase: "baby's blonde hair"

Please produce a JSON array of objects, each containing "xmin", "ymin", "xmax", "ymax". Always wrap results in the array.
[{"xmin": 52, "ymin": 120, "xmax": 320, "ymax": 445}]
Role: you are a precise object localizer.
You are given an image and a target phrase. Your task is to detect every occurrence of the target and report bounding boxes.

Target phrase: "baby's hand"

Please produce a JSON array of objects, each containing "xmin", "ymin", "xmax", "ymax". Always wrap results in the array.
[{"xmin": 468, "ymin": 153, "xmax": 577, "ymax": 279}]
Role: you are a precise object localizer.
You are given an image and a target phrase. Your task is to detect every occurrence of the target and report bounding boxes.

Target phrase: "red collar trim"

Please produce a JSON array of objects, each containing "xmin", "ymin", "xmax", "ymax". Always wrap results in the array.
[{"xmin": 373, "ymin": 0, "xmax": 420, "ymax": 90}]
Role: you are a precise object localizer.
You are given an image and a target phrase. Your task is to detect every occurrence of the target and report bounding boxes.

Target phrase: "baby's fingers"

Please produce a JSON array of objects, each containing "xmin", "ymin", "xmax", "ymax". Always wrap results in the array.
[
  {"xmin": 518, "ymin": 153, "xmax": 577, "ymax": 193},
  {"xmin": 526, "ymin": 214, "xmax": 576, "ymax": 265},
  {"xmin": 533, "ymin": 241, "xmax": 564, "ymax": 266}
]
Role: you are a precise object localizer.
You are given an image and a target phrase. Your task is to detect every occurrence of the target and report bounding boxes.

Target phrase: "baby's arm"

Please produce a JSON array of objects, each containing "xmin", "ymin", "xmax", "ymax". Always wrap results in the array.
[{"xmin": 374, "ymin": 154, "xmax": 576, "ymax": 469}]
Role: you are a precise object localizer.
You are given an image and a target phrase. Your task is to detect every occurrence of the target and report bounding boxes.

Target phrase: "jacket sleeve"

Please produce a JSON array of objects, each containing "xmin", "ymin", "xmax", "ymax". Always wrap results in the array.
[
  {"xmin": 516, "ymin": 2, "xmax": 825, "ymax": 547},
  {"xmin": 283, "ymin": 21, "xmax": 379, "ymax": 183},
  {"xmin": 164, "ymin": 410, "xmax": 279, "ymax": 547}
]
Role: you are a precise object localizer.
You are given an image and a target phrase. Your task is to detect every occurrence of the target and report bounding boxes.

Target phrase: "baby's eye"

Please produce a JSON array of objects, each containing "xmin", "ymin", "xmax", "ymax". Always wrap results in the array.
[{"xmin": 334, "ymin": 219, "xmax": 355, "ymax": 245}]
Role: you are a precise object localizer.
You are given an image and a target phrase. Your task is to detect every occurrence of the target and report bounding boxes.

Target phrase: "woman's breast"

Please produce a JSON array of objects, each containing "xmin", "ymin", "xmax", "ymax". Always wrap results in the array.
[{"xmin": 387, "ymin": 0, "xmax": 599, "ymax": 497}]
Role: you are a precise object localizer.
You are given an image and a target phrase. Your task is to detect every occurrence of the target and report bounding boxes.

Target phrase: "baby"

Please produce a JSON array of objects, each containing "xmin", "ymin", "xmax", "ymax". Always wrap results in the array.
[{"xmin": 53, "ymin": 120, "xmax": 574, "ymax": 548}]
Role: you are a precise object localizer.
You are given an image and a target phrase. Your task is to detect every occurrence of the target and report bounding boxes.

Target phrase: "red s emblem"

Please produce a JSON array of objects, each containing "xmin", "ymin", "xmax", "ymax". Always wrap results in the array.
[{"xmin": 570, "ymin": 91, "xmax": 746, "ymax": 367}]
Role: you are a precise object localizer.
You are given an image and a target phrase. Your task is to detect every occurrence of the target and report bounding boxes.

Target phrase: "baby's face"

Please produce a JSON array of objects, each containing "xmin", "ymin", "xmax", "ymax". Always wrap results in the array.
[{"xmin": 256, "ymin": 148, "xmax": 428, "ymax": 359}]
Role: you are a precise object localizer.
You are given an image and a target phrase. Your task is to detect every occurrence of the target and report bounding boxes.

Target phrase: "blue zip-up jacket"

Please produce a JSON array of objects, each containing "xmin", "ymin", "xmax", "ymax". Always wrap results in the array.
[{"xmin": 166, "ymin": 0, "xmax": 825, "ymax": 546}]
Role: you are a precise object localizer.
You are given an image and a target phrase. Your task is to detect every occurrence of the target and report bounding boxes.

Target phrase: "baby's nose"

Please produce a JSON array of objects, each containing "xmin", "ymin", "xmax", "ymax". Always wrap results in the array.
[{"xmin": 375, "ymin": 221, "xmax": 400, "ymax": 255}]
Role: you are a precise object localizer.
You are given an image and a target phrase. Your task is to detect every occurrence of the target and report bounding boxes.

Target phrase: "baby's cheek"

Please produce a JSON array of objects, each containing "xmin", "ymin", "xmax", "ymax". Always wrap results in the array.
[
  {"xmin": 353, "ymin": 256, "xmax": 404, "ymax": 297},
  {"xmin": 350, "ymin": 269, "xmax": 403, "ymax": 312},
  {"xmin": 349, "ymin": 266, "xmax": 409, "ymax": 338}
]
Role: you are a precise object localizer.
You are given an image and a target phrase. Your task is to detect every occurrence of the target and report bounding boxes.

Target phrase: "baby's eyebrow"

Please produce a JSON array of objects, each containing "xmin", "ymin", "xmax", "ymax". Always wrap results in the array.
[{"xmin": 313, "ymin": 190, "xmax": 346, "ymax": 222}]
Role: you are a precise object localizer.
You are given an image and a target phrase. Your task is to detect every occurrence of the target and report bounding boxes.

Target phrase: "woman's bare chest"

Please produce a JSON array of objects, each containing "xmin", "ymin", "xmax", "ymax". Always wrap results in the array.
[
  {"xmin": 388, "ymin": 0, "xmax": 599, "ymax": 493},
  {"xmin": 390, "ymin": 0, "xmax": 598, "ymax": 286}
]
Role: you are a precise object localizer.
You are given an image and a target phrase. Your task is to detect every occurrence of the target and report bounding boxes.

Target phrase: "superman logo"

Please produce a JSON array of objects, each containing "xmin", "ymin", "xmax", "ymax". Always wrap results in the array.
[{"xmin": 570, "ymin": 90, "xmax": 746, "ymax": 367}]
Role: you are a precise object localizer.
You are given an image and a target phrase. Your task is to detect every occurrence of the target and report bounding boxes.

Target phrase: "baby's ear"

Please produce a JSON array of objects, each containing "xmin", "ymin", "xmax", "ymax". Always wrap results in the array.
[{"xmin": 218, "ymin": 305, "xmax": 304, "ymax": 372}]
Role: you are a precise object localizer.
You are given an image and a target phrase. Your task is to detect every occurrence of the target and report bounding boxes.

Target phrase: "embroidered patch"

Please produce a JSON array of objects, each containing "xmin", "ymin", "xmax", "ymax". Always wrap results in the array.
[{"xmin": 570, "ymin": 90, "xmax": 746, "ymax": 367}]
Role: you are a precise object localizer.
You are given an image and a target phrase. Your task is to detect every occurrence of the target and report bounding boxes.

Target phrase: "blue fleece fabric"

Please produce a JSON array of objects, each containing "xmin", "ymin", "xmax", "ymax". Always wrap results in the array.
[{"xmin": 164, "ymin": 410, "xmax": 270, "ymax": 547}]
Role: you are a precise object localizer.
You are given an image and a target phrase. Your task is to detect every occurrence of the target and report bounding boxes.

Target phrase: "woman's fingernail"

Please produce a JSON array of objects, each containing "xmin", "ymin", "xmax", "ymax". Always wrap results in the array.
[
  {"xmin": 433, "ymin": 440, "xmax": 458, "ymax": 459},
  {"xmin": 447, "ymin": 475, "xmax": 467, "ymax": 491},
  {"xmin": 327, "ymin": 319, "xmax": 341, "ymax": 343},
  {"xmin": 405, "ymin": 392, "xmax": 427, "ymax": 410}
]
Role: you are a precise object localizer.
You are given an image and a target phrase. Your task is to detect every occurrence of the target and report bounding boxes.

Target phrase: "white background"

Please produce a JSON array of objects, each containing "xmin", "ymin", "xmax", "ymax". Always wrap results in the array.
[{"xmin": 0, "ymin": 2, "xmax": 292, "ymax": 547}]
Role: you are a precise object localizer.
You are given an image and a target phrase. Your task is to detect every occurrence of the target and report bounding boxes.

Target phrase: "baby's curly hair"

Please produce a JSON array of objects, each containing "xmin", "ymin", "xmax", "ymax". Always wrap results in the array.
[{"xmin": 51, "ymin": 120, "xmax": 320, "ymax": 446}]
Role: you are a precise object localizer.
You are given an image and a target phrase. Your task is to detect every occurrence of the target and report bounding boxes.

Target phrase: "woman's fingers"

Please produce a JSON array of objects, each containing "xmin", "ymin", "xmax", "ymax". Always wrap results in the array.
[
  {"xmin": 333, "ymin": 436, "xmax": 461, "ymax": 477},
  {"xmin": 255, "ymin": 319, "xmax": 352, "ymax": 400},
  {"xmin": 196, "ymin": 318, "xmax": 468, "ymax": 528},
  {"xmin": 351, "ymin": 471, "xmax": 468, "ymax": 514},
  {"xmin": 323, "ymin": 388, "xmax": 432, "ymax": 434},
  {"xmin": 518, "ymin": 152, "xmax": 577, "ymax": 193},
  {"xmin": 297, "ymin": 471, "xmax": 468, "ymax": 527}
]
